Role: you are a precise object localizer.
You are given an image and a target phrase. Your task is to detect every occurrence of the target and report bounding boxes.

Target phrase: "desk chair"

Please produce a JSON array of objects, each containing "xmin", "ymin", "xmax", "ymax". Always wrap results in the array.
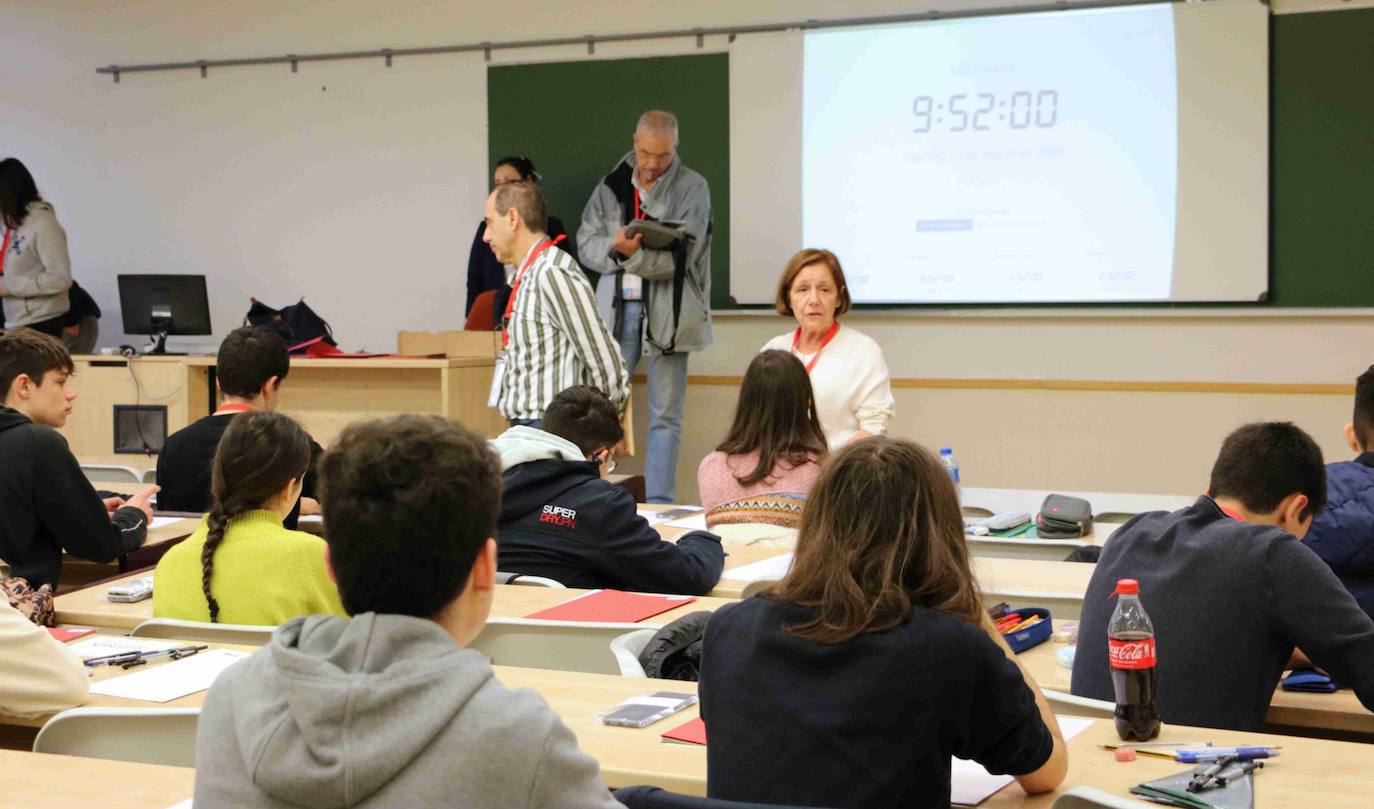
[
  {"xmin": 610, "ymin": 628, "xmax": 658, "ymax": 677},
  {"xmin": 142, "ymin": 468, "xmax": 158, "ymax": 484},
  {"xmin": 1094, "ymin": 511, "xmax": 1138, "ymax": 524},
  {"xmin": 79, "ymin": 464, "xmax": 142, "ymax": 484},
  {"xmin": 739, "ymin": 579, "xmax": 778, "ymax": 599},
  {"xmin": 33, "ymin": 707, "xmax": 200, "ymax": 767},
  {"xmin": 469, "ymin": 617, "xmax": 651, "ymax": 675},
  {"xmin": 614, "ymin": 785, "xmax": 830, "ymax": 809},
  {"xmin": 1051, "ymin": 786, "xmax": 1155, "ymax": 808},
  {"xmin": 495, "ymin": 572, "xmax": 567, "ymax": 588},
  {"xmin": 465, "ymin": 290, "xmax": 498, "ymax": 331},
  {"xmin": 132, "ymin": 617, "xmax": 275, "ymax": 645},
  {"xmin": 1042, "ymin": 689, "xmax": 1115, "ymax": 719}
]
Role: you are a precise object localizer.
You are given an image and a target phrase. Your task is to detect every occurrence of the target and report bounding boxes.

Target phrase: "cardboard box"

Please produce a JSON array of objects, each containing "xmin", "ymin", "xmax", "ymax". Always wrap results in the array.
[{"xmin": 397, "ymin": 330, "xmax": 501, "ymax": 358}]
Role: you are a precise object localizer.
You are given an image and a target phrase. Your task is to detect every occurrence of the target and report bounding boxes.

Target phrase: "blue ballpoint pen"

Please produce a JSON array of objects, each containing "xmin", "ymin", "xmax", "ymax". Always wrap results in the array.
[{"xmin": 1175, "ymin": 747, "xmax": 1279, "ymax": 763}]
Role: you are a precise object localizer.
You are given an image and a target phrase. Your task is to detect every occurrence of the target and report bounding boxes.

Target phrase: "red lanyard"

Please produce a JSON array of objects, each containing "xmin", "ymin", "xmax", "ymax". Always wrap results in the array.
[
  {"xmin": 214, "ymin": 402, "xmax": 255, "ymax": 416},
  {"xmin": 633, "ymin": 188, "xmax": 647, "ymax": 221},
  {"xmin": 1218, "ymin": 505, "xmax": 1246, "ymax": 522},
  {"xmin": 502, "ymin": 235, "xmax": 566, "ymax": 348},
  {"xmin": 0, "ymin": 227, "xmax": 11, "ymax": 276},
  {"xmin": 791, "ymin": 322, "xmax": 841, "ymax": 373}
]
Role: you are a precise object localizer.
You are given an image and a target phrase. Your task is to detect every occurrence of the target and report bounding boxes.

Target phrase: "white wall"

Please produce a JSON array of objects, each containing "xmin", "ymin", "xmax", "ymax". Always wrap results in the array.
[{"xmin": 5, "ymin": 0, "xmax": 1373, "ymax": 499}]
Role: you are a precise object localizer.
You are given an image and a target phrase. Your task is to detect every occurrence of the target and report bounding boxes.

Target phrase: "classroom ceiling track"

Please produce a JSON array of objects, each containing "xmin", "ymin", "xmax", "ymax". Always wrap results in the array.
[{"xmin": 93, "ymin": 0, "xmax": 1186, "ymax": 83}]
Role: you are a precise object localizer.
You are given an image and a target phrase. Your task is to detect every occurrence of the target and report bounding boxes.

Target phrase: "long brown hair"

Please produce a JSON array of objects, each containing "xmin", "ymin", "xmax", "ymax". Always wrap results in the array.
[
  {"xmin": 767, "ymin": 437, "xmax": 982, "ymax": 643},
  {"xmin": 716, "ymin": 350, "xmax": 827, "ymax": 486},
  {"xmin": 201, "ymin": 411, "xmax": 311, "ymax": 622}
]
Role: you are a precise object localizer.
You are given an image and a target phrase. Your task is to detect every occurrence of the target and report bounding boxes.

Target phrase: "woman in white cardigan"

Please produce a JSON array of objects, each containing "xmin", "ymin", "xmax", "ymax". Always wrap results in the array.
[
  {"xmin": 0, "ymin": 597, "xmax": 87, "ymax": 717},
  {"xmin": 762, "ymin": 248, "xmax": 894, "ymax": 448}
]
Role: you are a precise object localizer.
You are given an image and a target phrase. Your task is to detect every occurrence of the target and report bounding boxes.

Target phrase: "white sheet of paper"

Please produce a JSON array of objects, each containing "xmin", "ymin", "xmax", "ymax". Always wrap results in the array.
[
  {"xmin": 950, "ymin": 716, "xmax": 1094, "ymax": 806},
  {"xmin": 163, "ymin": 802, "xmax": 193, "ymax": 809},
  {"xmin": 296, "ymin": 514, "xmax": 323, "ymax": 525},
  {"xmin": 665, "ymin": 513, "xmax": 709, "ymax": 530},
  {"xmin": 67, "ymin": 636, "xmax": 180, "ymax": 660},
  {"xmin": 719, "ymin": 552, "xmax": 795, "ymax": 583},
  {"xmin": 149, "ymin": 516, "xmax": 186, "ymax": 529},
  {"xmin": 638, "ymin": 506, "xmax": 704, "ymax": 526},
  {"xmin": 89, "ymin": 648, "xmax": 251, "ymax": 703}
]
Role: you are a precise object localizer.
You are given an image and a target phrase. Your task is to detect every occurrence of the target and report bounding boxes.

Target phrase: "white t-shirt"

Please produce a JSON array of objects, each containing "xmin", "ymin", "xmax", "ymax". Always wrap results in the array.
[{"xmin": 762, "ymin": 323, "xmax": 895, "ymax": 448}]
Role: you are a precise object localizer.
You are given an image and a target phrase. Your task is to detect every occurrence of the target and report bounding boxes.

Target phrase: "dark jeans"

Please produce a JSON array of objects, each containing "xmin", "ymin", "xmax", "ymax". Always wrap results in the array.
[{"xmin": 21, "ymin": 314, "xmax": 66, "ymax": 338}]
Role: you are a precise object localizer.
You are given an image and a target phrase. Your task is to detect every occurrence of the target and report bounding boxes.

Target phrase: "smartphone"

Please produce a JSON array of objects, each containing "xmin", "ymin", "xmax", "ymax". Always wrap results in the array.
[{"xmin": 600, "ymin": 691, "xmax": 698, "ymax": 729}]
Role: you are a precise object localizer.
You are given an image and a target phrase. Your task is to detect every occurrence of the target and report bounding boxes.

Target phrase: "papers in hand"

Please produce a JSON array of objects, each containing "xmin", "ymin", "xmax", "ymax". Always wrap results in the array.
[
  {"xmin": 951, "ymin": 716, "xmax": 1093, "ymax": 806},
  {"xmin": 719, "ymin": 552, "xmax": 795, "ymax": 583},
  {"xmin": 89, "ymin": 648, "xmax": 250, "ymax": 703}
]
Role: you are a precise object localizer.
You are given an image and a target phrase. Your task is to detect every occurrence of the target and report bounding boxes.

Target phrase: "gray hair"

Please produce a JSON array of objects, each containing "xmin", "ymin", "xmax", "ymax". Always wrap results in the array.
[{"xmin": 635, "ymin": 109, "xmax": 679, "ymax": 146}]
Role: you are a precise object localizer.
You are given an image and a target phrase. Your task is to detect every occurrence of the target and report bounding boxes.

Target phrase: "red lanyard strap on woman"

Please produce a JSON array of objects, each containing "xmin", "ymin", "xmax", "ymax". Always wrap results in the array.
[
  {"xmin": 502, "ymin": 234, "xmax": 567, "ymax": 348},
  {"xmin": 791, "ymin": 322, "xmax": 841, "ymax": 373},
  {"xmin": 0, "ymin": 227, "xmax": 12, "ymax": 277}
]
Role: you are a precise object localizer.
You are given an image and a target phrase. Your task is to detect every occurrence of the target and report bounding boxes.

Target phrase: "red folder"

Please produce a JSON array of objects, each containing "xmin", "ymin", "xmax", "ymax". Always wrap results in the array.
[
  {"xmin": 47, "ymin": 627, "xmax": 96, "ymax": 643},
  {"xmin": 660, "ymin": 717, "xmax": 707, "ymax": 746},
  {"xmin": 523, "ymin": 589, "xmax": 696, "ymax": 623}
]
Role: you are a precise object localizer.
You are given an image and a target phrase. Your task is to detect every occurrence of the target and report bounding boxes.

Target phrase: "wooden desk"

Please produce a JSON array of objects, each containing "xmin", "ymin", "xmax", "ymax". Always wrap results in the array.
[
  {"xmin": 0, "ymin": 749, "xmax": 195, "ymax": 806},
  {"xmin": 1019, "ymin": 639, "xmax": 1374, "ymax": 739},
  {"xmin": 972, "ymin": 557, "xmax": 1096, "ymax": 621},
  {"xmin": 184, "ymin": 355, "xmax": 506, "ymax": 446},
  {"xmin": 54, "ymin": 575, "xmax": 739, "ymax": 632},
  {"xmin": 962, "ymin": 486, "xmax": 1195, "ymax": 521},
  {"xmin": 7, "ymin": 636, "xmax": 1373, "ymax": 805},
  {"xmin": 61, "ymin": 355, "xmax": 205, "ymax": 467},
  {"xmin": 966, "ymin": 523, "xmax": 1121, "ymax": 563}
]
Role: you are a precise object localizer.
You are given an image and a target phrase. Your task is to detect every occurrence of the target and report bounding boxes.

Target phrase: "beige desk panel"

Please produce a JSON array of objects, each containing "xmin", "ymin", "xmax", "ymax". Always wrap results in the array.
[{"xmin": 0, "ymin": 748, "xmax": 195, "ymax": 806}]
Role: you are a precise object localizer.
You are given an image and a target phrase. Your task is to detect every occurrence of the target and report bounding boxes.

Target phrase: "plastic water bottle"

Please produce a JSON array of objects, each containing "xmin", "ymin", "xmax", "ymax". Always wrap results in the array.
[
  {"xmin": 1109, "ymin": 578, "xmax": 1161, "ymax": 741},
  {"xmin": 939, "ymin": 448, "xmax": 960, "ymax": 492}
]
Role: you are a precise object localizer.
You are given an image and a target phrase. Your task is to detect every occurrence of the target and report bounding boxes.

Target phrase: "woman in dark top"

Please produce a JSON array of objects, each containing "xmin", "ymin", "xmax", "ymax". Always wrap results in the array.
[
  {"xmin": 465, "ymin": 156, "xmax": 574, "ymax": 327},
  {"xmin": 699, "ymin": 438, "xmax": 1068, "ymax": 809}
]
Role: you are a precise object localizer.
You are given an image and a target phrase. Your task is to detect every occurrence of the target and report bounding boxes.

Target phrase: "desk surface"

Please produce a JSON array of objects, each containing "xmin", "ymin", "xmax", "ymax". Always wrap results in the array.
[
  {"xmin": 0, "ymin": 748, "xmax": 195, "ymax": 807},
  {"xmin": 1019, "ymin": 639, "xmax": 1374, "ymax": 738},
  {"xmin": 6, "ymin": 640, "xmax": 1373, "ymax": 805},
  {"xmin": 183, "ymin": 355, "xmax": 494, "ymax": 370},
  {"xmin": 53, "ymin": 576, "xmax": 740, "ymax": 632},
  {"xmin": 962, "ymin": 486, "xmax": 1195, "ymax": 520}
]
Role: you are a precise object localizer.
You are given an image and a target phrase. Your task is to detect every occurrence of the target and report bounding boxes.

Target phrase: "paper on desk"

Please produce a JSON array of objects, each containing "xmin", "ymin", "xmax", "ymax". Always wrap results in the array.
[
  {"xmin": 150, "ymin": 516, "xmax": 186, "ymax": 529},
  {"xmin": 637, "ymin": 506, "xmax": 703, "ymax": 527},
  {"xmin": 719, "ymin": 552, "xmax": 794, "ymax": 583},
  {"xmin": 666, "ymin": 513, "xmax": 709, "ymax": 531},
  {"xmin": 89, "ymin": 648, "xmax": 251, "ymax": 703},
  {"xmin": 163, "ymin": 801, "xmax": 192, "ymax": 809},
  {"xmin": 296, "ymin": 514, "xmax": 323, "ymax": 525},
  {"xmin": 67, "ymin": 636, "xmax": 181, "ymax": 659},
  {"xmin": 951, "ymin": 716, "xmax": 1093, "ymax": 806}
]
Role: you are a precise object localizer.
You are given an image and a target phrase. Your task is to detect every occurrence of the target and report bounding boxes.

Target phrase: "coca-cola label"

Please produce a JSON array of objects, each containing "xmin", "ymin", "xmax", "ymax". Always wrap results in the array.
[{"xmin": 1109, "ymin": 637, "xmax": 1156, "ymax": 670}]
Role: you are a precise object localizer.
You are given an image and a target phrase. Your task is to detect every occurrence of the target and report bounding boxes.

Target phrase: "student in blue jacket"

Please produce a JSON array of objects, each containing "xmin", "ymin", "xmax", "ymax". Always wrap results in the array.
[
  {"xmin": 1304, "ymin": 365, "xmax": 1374, "ymax": 619},
  {"xmin": 491, "ymin": 385, "xmax": 724, "ymax": 594}
]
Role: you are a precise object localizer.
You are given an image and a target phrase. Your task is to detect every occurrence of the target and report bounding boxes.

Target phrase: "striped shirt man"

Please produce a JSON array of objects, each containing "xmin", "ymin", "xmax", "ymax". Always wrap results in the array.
[{"xmin": 500, "ymin": 242, "xmax": 629, "ymax": 421}]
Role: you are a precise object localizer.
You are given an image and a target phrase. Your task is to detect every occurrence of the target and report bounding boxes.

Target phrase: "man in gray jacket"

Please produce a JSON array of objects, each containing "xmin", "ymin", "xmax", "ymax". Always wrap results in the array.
[
  {"xmin": 578, "ymin": 110, "xmax": 712, "ymax": 503},
  {"xmin": 192, "ymin": 415, "xmax": 621, "ymax": 809}
]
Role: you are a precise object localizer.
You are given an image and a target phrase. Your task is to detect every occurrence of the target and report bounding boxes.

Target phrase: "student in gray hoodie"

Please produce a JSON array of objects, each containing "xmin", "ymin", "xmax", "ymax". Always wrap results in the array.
[{"xmin": 193, "ymin": 414, "xmax": 622, "ymax": 809}]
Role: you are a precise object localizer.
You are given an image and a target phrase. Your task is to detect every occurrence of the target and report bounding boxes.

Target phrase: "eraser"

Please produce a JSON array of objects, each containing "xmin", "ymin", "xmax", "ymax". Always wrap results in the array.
[{"xmin": 1115, "ymin": 747, "xmax": 1137, "ymax": 762}]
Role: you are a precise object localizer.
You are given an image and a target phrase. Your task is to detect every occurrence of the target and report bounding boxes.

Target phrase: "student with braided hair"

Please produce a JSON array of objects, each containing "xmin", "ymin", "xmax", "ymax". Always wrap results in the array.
[{"xmin": 153, "ymin": 411, "xmax": 344, "ymax": 625}]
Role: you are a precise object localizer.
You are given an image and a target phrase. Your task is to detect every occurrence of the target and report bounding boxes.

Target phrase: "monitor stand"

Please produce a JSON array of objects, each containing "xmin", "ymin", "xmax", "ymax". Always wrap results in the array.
[{"xmin": 143, "ymin": 330, "xmax": 186, "ymax": 356}]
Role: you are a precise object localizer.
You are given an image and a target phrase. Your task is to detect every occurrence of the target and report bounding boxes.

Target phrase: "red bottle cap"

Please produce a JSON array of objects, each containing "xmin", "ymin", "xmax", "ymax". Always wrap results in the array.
[{"xmin": 1113, "ymin": 579, "xmax": 1140, "ymax": 596}]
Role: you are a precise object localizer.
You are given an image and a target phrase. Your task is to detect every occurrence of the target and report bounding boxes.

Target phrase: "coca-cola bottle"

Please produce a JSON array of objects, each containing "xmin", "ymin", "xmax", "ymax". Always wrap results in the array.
[{"xmin": 1108, "ymin": 578, "xmax": 1161, "ymax": 741}]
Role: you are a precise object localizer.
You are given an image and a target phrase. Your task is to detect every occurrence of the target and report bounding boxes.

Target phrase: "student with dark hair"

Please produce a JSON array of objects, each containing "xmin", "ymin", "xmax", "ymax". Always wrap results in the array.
[
  {"xmin": 492, "ymin": 385, "xmax": 724, "ymax": 593},
  {"xmin": 0, "ymin": 158, "xmax": 73, "ymax": 338},
  {"xmin": 153, "ymin": 412, "xmax": 343, "ymax": 625},
  {"xmin": 697, "ymin": 350, "xmax": 826, "ymax": 529},
  {"xmin": 1073, "ymin": 421, "xmax": 1374, "ymax": 730},
  {"xmin": 1303, "ymin": 365, "xmax": 1374, "ymax": 619},
  {"xmin": 192, "ymin": 415, "xmax": 620, "ymax": 809},
  {"xmin": 156, "ymin": 325, "xmax": 323, "ymax": 526},
  {"xmin": 700, "ymin": 437, "xmax": 1066, "ymax": 808},
  {"xmin": 0, "ymin": 328, "xmax": 156, "ymax": 590},
  {"xmin": 465, "ymin": 155, "xmax": 576, "ymax": 325}
]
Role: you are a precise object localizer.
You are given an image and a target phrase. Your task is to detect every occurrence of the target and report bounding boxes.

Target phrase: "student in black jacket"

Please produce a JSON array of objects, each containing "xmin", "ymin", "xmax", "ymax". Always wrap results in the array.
[
  {"xmin": 0, "ymin": 328, "xmax": 156, "ymax": 589},
  {"xmin": 492, "ymin": 385, "xmax": 724, "ymax": 594},
  {"xmin": 1072, "ymin": 422, "xmax": 1374, "ymax": 731},
  {"xmin": 156, "ymin": 326, "xmax": 322, "ymax": 528}
]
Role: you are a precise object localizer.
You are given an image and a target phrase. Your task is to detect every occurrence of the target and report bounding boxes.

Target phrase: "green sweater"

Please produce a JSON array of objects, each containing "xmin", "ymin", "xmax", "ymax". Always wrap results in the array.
[{"xmin": 154, "ymin": 510, "xmax": 346, "ymax": 626}]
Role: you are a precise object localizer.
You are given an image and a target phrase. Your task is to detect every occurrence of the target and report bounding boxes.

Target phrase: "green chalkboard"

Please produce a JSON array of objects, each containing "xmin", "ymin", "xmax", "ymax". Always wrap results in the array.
[
  {"xmin": 488, "ymin": 11, "xmax": 1374, "ymax": 310},
  {"xmin": 1270, "ymin": 9, "xmax": 1374, "ymax": 306},
  {"xmin": 487, "ymin": 54, "xmax": 732, "ymax": 308}
]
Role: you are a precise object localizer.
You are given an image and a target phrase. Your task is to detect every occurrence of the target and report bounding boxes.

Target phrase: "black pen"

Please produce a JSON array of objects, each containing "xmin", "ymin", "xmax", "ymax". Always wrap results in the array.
[
  {"xmin": 1212, "ymin": 759, "xmax": 1263, "ymax": 788},
  {"xmin": 83, "ymin": 644, "xmax": 209, "ymax": 668},
  {"xmin": 1186, "ymin": 755, "xmax": 1235, "ymax": 793}
]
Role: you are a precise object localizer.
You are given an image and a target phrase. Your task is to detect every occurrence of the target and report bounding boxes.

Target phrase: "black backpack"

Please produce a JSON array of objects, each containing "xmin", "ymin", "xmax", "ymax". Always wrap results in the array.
[{"xmin": 244, "ymin": 297, "xmax": 336, "ymax": 351}]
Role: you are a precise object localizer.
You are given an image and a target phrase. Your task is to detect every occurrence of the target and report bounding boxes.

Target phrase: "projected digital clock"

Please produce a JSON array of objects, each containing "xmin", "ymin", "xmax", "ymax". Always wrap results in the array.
[{"xmin": 912, "ymin": 91, "xmax": 1059, "ymax": 132}]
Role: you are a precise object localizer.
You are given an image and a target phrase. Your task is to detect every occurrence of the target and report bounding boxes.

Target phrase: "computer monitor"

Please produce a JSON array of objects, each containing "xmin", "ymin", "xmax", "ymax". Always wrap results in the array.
[{"xmin": 117, "ymin": 274, "xmax": 212, "ymax": 355}]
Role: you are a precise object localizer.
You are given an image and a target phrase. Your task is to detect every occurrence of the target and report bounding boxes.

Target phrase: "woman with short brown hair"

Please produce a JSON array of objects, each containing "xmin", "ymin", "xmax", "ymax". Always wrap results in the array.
[
  {"xmin": 699, "ymin": 437, "xmax": 1068, "ymax": 808},
  {"xmin": 764, "ymin": 248, "xmax": 893, "ymax": 448}
]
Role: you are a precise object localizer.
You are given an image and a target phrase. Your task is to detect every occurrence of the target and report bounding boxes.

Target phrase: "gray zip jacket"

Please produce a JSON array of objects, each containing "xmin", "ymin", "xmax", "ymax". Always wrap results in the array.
[
  {"xmin": 193, "ymin": 613, "xmax": 622, "ymax": 809},
  {"xmin": 2, "ymin": 201, "xmax": 72, "ymax": 328},
  {"xmin": 578, "ymin": 151, "xmax": 712, "ymax": 355}
]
